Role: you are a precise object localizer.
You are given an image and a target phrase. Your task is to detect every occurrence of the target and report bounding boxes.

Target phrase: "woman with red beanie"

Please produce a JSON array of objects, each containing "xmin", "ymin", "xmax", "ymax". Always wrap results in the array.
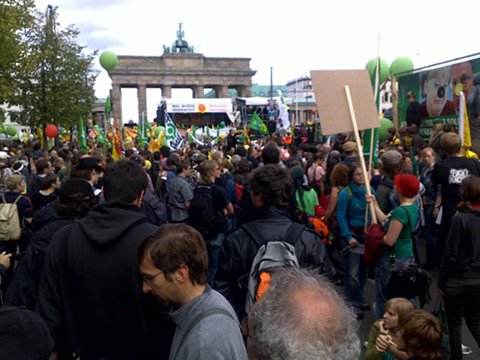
[{"xmin": 367, "ymin": 174, "xmax": 420, "ymax": 318}]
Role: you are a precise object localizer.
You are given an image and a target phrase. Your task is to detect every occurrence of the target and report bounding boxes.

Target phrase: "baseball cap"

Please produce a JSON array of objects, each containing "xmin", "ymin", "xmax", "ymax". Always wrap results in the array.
[
  {"xmin": 75, "ymin": 157, "xmax": 104, "ymax": 172},
  {"xmin": 380, "ymin": 150, "xmax": 403, "ymax": 166},
  {"xmin": 59, "ymin": 178, "xmax": 94, "ymax": 203},
  {"xmin": 0, "ymin": 151, "xmax": 10, "ymax": 160},
  {"xmin": 343, "ymin": 141, "xmax": 357, "ymax": 152}
]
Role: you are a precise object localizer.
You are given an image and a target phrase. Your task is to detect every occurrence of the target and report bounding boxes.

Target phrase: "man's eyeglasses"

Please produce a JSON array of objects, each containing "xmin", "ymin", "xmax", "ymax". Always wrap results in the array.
[{"xmin": 142, "ymin": 271, "xmax": 162, "ymax": 284}]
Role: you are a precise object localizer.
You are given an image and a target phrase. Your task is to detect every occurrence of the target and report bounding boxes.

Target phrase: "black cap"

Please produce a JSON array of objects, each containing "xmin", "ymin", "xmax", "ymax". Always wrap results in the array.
[
  {"xmin": 59, "ymin": 178, "xmax": 94, "ymax": 203},
  {"xmin": 0, "ymin": 306, "xmax": 54, "ymax": 360},
  {"xmin": 75, "ymin": 157, "xmax": 104, "ymax": 172}
]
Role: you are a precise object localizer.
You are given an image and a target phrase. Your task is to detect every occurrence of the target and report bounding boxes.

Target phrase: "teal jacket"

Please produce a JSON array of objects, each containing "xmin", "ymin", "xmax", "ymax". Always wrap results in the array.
[{"xmin": 336, "ymin": 181, "xmax": 374, "ymax": 241}]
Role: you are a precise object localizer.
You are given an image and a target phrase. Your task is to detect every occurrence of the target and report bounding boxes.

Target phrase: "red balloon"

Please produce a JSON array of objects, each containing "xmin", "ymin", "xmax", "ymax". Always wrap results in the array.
[{"xmin": 45, "ymin": 124, "xmax": 58, "ymax": 138}]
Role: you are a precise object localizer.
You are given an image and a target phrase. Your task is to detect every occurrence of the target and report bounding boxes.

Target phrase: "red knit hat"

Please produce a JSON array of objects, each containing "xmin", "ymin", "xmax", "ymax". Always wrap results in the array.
[{"xmin": 394, "ymin": 174, "xmax": 420, "ymax": 198}]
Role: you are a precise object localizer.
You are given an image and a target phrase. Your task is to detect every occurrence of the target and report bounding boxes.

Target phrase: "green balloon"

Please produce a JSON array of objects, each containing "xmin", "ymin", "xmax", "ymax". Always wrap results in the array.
[
  {"xmin": 99, "ymin": 51, "xmax": 118, "ymax": 71},
  {"xmin": 155, "ymin": 126, "xmax": 165, "ymax": 137},
  {"xmin": 365, "ymin": 58, "xmax": 390, "ymax": 84},
  {"xmin": 365, "ymin": 59, "xmax": 376, "ymax": 77},
  {"xmin": 6, "ymin": 125, "xmax": 17, "ymax": 137},
  {"xmin": 219, "ymin": 121, "xmax": 226, "ymax": 128},
  {"xmin": 390, "ymin": 57, "xmax": 414, "ymax": 76},
  {"xmin": 379, "ymin": 118, "xmax": 394, "ymax": 141}
]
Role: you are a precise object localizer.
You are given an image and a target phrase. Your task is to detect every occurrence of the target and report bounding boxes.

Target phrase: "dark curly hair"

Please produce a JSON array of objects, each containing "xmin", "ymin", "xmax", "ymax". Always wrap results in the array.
[
  {"xmin": 250, "ymin": 164, "xmax": 292, "ymax": 209},
  {"xmin": 54, "ymin": 192, "xmax": 98, "ymax": 220}
]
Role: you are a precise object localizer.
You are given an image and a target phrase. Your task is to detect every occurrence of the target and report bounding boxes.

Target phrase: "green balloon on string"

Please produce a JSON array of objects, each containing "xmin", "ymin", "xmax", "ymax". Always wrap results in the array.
[
  {"xmin": 6, "ymin": 125, "xmax": 17, "ymax": 137},
  {"xmin": 390, "ymin": 57, "xmax": 414, "ymax": 76},
  {"xmin": 379, "ymin": 118, "xmax": 394, "ymax": 141},
  {"xmin": 99, "ymin": 51, "xmax": 118, "ymax": 71},
  {"xmin": 365, "ymin": 58, "xmax": 390, "ymax": 83}
]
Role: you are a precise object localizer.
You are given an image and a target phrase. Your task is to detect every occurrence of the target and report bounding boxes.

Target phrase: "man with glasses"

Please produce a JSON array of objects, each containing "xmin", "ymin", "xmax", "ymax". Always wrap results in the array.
[
  {"xmin": 38, "ymin": 160, "xmax": 174, "ymax": 360},
  {"xmin": 138, "ymin": 223, "xmax": 247, "ymax": 360}
]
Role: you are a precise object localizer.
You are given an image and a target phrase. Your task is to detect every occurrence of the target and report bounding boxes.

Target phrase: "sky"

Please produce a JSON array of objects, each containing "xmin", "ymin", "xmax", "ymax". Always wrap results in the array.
[{"xmin": 34, "ymin": 0, "xmax": 480, "ymax": 122}]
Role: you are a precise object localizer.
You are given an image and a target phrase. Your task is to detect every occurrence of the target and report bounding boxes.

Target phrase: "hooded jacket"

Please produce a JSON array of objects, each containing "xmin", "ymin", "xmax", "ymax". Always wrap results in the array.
[{"xmin": 37, "ymin": 202, "xmax": 174, "ymax": 360}]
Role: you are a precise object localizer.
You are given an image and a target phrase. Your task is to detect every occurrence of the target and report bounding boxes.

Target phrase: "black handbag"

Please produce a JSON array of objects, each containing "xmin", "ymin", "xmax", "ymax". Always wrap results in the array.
[{"xmin": 387, "ymin": 262, "xmax": 431, "ymax": 300}]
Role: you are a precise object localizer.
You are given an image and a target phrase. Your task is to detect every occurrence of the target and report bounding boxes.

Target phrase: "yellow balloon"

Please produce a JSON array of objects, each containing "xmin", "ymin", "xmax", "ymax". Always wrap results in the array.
[
  {"xmin": 454, "ymin": 83, "xmax": 464, "ymax": 96},
  {"xmin": 144, "ymin": 160, "xmax": 152, "ymax": 169}
]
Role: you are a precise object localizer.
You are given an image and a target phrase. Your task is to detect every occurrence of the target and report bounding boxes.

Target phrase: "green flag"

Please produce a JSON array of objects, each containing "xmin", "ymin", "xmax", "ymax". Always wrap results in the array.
[
  {"xmin": 78, "ymin": 116, "xmax": 88, "ymax": 154},
  {"xmin": 363, "ymin": 58, "xmax": 384, "ymax": 167},
  {"xmin": 105, "ymin": 97, "xmax": 111, "ymax": 120},
  {"xmin": 188, "ymin": 124, "xmax": 196, "ymax": 144},
  {"xmin": 138, "ymin": 113, "xmax": 147, "ymax": 148},
  {"xmin": 250, "ymin": 113, "xmax": 269, "ymax": 136},
  {"xmin": 363, "ymin": 129, "xmax": 379, "ymax": 167}
]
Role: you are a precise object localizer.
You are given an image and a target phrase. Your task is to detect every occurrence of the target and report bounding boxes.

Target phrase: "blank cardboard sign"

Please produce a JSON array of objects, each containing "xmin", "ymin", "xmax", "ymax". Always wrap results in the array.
[{"xmin": 310, "ymin": 70, "xmax": 379, "ymax": 135}]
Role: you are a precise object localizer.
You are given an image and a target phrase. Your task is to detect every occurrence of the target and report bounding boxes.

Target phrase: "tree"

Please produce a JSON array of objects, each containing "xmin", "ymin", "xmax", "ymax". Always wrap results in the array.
[
  {"xmin": 10, "ymin": 6, "xmax": 98, "ymax": 129},
  {"xmin": 0, "ymin": 0, "xmax": 35, "ymax": 104}
]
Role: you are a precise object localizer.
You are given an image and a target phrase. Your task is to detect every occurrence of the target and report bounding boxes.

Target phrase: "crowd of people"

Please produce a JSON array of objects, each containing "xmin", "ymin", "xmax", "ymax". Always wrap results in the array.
[{"xmin": 0, "ymin": 119, "xmax": 479, "ymax": 359}]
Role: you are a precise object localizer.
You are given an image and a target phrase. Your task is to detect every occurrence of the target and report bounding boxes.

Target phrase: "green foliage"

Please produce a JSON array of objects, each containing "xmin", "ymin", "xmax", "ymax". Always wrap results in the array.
[
  {"xmin": 0, "ymin": 0, "xmax": 36, "ymax": 103},
  {"xmin": 6, "ymin": 6, "xmax": 98, "ymax": 129}
]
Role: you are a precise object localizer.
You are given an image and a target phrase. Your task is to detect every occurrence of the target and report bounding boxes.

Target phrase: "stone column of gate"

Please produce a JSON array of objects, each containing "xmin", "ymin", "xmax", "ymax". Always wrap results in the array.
[
  {"xmin": 237, "ymin": 85, "xmax": 247, "ymax": 97},
  {"xmin": 214, "ymin": 85, "xmax": 228, "ymax": 98},
  {"xmin": 111, "ymin": 84, "xmax": 122, "ymax": 123},
  {"xmin": 218, "ymin": 85, "xmax": 228, "ymax": 98},
  {"xmin": 137, "ymin": 84, "xmax": 147, "ymax": 121},
  {"xmin": 161, "ymin": 85, "xmax": 172, "ymax": 99},
  {"xmin": 193, "ymin": 85, "xmax": 204, "ymax": 98}
]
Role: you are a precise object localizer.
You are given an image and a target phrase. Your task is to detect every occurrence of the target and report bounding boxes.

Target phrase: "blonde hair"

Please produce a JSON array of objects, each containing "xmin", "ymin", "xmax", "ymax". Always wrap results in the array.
[
  {"xmin": 384, "ymin": 297, "xmax": 415, "ymax": 317},
  {"xmin": 5, "ymin": 174, "xmax": 24, "ymax": 191},
  {"xmin": 198, "ymin": 160, "xmax": 218, "ymax": 183}
]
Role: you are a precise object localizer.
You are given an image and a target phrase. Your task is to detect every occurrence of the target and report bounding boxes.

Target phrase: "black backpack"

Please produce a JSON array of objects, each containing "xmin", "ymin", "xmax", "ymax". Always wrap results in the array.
[
  {"xmin": 141, "ymin": 190, "xmax": 168, "ymax": 226},
  {"xmin": 188, "ymin": 184, "xmax": 221, "ymax": 238}
]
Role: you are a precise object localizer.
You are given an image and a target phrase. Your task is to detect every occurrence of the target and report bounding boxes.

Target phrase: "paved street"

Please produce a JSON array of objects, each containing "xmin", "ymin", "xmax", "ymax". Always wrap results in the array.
[{"xmin": 354, "ymin": 243, "xmax": 478, "ymax": 358}]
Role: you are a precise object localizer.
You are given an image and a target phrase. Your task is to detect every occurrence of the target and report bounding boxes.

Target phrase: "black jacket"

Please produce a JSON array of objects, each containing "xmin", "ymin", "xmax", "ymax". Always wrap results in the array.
[
  {"xmin": 215, "ymin": 206, "xmax": 333, "ymax": 320},
  {"xmin": 438, "ymin": 209, "xmax": 480, "ymax": 292},
  {"xmin": 37, "ymin": 202, "xmax": 175, "ymax": 360},
  {"xmin": 6, "ymin": 218, "xmax": 74, "ymax": 309}
]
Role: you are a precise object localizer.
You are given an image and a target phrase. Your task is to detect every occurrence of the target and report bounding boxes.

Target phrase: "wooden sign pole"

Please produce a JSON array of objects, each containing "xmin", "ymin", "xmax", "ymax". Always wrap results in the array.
[{"xmin": 344, "ymin": 85, "xmax": 377, "ymax": 224}]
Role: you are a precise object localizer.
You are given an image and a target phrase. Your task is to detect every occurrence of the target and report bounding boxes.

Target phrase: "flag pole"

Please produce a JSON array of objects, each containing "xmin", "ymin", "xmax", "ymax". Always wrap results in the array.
[{"xmin": 369, "ymin": 33, "xmax": 381, "ymax": 174}]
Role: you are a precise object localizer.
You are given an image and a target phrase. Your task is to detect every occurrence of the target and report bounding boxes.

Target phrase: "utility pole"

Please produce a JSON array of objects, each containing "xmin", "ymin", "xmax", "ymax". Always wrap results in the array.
[{"xmin": 270, "ymin": 67, "xmax": 273, "ymax": 100}]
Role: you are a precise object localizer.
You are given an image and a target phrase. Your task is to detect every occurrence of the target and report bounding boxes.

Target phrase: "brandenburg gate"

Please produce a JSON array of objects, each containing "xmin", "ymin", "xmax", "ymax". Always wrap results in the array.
[{"xmin": 107, "ymin": 24, "xmax": 256, "ymax": 122}]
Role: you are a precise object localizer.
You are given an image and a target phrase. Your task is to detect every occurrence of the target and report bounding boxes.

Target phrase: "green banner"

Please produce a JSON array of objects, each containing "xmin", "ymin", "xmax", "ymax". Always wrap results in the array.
[{"xmin": 397, "ymin": 57, "xmax": 480, "ymax": 139}]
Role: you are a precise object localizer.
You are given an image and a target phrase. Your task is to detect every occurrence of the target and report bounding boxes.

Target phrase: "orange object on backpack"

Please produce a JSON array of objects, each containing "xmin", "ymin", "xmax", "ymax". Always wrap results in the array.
[
  {"xmin": 256, "ymin": 272, "xmax": 272, "ymax": 300},
  {"xmin": 308, "ymin": 216, "xmax": 329, "ymax": 243}
]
